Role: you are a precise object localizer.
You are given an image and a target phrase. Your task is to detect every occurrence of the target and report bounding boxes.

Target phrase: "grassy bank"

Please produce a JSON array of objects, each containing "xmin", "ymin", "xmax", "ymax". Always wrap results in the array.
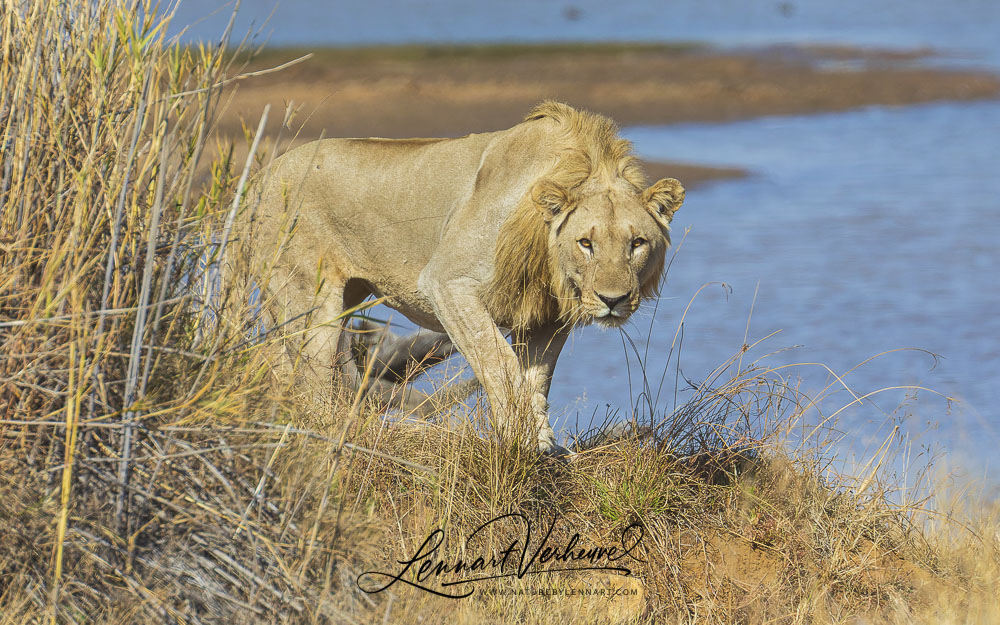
[{"xmin": 2, "ymin": 1, "xmax": 999, "ymax": 623}]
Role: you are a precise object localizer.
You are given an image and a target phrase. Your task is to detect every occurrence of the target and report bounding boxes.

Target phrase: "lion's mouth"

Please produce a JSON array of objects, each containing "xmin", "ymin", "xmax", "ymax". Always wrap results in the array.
[
  {"xmin": 594, "ymin": 312, "xmax": 628, "ymax": 328},
  {"xmin": 590, "ymin": 306, "xmax": 632, "ymax": 327}
]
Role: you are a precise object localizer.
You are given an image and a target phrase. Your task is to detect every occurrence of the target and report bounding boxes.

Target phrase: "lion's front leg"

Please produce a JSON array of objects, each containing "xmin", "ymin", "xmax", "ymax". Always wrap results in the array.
[
  {"xmin": 422, "ymin": 277, "xmax": 555, "ymax": 451},
  {"xmin": 515, "ymin": 324, "xmax": 570, "ymax": 454}
]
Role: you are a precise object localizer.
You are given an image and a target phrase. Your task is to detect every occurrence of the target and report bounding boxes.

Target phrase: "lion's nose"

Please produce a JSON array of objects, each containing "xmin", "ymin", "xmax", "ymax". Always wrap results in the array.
[{"xmin": 598, "ymin": 293, "xmax": 628, "ymax": 310}]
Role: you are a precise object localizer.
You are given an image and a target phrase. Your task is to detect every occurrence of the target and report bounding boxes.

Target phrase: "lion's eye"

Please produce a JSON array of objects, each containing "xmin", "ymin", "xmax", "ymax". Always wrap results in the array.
[
  {"xmin": 578, "ymin": 238, "xmax": 592, "ymax": 250},
  {"xmin": 631, "ymin": 237, "xmax": 647, "ymax": 249}
]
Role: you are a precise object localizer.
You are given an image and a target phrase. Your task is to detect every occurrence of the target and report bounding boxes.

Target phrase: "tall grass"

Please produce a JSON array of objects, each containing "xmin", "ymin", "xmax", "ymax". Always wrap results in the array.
[
  {"xmin": 0, "ymin": 0, "xmax": 332, "ymax": 620},
  {"xmin": 2, "ymin": 1, "xmax": 999, "ymax": 623}
]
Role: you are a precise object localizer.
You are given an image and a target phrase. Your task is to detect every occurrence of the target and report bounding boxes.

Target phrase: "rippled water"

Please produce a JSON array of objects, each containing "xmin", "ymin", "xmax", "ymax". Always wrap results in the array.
[{"xmin": 546, "ymin": 101, "xmax": 1000, "ymax": 472}]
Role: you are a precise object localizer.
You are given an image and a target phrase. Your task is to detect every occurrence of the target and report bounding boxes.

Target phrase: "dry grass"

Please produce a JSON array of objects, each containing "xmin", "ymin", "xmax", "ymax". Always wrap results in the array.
[{"xmin": 2, "ymin": 1, "xmax": 999, "ymax": 623}]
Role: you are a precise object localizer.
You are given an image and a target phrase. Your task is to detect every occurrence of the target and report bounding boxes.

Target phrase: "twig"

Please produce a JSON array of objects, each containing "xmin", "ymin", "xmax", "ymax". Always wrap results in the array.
[
  {"xmin": 117, "ymin": 123, "xmax": 172, "ymax": 532},
  {"xmin": 88, "ymin": 70, "xmax": 151, "ymax": 425},
  {"xmin": 217, "ymin": 103, "xmax": 269, "ymax": 272},
  {"xmin": 168, "ymin": 54, "xmax": 314, "ymax": 99},
  {"xmin": 190, "ymin": 103, "xmax": 269, "ymax": 376},
  {"xmin": 0, "ymin": 296, "xmax": 187, "ymax": 328},
  {"xmin": 233, "ymin": 422, "xmax": 291, "ymax": 538},
  {"xmin": 248, "ymin": 422, "xmax": 439, "ymax": 476},
  {"xmin": 48, "ymin": 343, "xmax": 81, "ymax": 624}
]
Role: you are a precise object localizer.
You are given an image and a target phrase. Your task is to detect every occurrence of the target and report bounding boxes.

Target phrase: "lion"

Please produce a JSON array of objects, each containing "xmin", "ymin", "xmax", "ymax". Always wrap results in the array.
[{"xmin": 245, "ymin": 101, "xmax": 684, "ymax": 454}]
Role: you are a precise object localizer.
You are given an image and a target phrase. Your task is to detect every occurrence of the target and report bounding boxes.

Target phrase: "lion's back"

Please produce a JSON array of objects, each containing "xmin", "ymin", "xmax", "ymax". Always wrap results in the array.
[
  {"xmin": 247, "ymin": 130, "xmax": 522, "ymax": 322},
  {"xmin": 258, "ymin": 135, "xmax": 496, "ymax": 232}
]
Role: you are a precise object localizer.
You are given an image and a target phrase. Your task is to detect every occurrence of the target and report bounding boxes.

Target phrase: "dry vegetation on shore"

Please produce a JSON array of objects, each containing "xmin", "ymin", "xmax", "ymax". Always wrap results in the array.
[{"xmin": 2, "ymin": 1, "xmax": 999, "ymax": 623}]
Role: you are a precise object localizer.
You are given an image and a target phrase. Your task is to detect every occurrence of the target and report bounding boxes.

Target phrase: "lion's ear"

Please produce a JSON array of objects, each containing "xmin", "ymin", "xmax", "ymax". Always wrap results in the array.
[
  {"xmin": 643, "ymin": 178, "xmax": 685, "ymax": 227},
  {"xmin": 531, "ymin": 179, "xmax": 572, "ymax": 223}
]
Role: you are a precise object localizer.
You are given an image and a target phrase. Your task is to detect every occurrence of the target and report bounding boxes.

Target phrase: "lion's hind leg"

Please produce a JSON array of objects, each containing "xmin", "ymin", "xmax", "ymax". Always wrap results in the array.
[
  {"xmin": 348, "ymin": 320, "xmax": 480, "ymax": 417},
  {"xmin": 263, "ymin": 276, "xmax": 369, "ymax": 398},
  {"xmin": 349, "ymin": 320, "xmax": 455, "ymax": 383}
]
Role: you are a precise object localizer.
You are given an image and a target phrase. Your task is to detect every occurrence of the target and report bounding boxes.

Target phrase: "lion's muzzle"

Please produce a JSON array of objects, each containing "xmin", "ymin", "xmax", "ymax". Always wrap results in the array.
[{"xmin": 591, "ymin": 290, "xmax": 637, "ymax": 325}]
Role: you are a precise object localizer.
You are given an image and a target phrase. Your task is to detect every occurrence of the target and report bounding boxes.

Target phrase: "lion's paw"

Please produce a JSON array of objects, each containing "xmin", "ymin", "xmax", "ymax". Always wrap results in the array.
[
  {"xmin": 537, "ymin": 425, "xmax": 574, "ymax": 460},
  {"xmin": 537, "ymin": 424, "xmax": 557, "ymax": 451},
  {"xmin": 533, "ymin": 394, "xmax": 574, "ymax": 459},
  {"xmin": 530, "ymin": 392, "xmax": 548, "ymax": 414}
]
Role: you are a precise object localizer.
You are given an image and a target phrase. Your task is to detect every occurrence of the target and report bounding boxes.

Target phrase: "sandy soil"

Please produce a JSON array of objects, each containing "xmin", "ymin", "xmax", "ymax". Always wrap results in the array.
[{"xmin": 216, "ymin": 43, "xmax": 1000, "ymax": 187}]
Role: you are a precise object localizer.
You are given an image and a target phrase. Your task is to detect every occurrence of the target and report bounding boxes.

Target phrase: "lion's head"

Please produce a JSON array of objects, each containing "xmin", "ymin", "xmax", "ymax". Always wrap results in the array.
[
  {"xmin": 535, "ymin": 175, "xmax": 684, "ymax": 328},
  {"xmin": 484, "ymin": 101, "xmax": 685, "ymax": 330}
]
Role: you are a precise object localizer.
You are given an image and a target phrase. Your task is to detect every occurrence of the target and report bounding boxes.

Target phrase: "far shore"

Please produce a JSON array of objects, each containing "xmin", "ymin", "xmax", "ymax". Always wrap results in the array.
[{"xmin": 217, "ymin": 42, "xmax": 1000, "ymax": 188}]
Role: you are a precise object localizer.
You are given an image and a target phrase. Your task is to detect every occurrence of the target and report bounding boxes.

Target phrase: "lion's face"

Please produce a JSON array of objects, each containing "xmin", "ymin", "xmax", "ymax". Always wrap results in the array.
[{"xmin": 534, "ymin": 177, "xmax": 685, "ymax": 328}]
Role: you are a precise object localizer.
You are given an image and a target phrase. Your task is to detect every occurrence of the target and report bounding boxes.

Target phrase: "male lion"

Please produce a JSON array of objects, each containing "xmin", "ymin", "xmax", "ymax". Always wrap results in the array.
[{"xmin": 248, "ymin": 101, "xmax": 684, "ymax": 454}]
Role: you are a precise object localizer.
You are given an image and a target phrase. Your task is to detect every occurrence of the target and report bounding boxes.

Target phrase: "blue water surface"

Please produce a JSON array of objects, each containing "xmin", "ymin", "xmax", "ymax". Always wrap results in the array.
[
  {"xmin": 548, "ymin": 101, "xmax": 1000, "ymax": 476},
  {"xmin": 172, "ymin": 0, "xmax": 1000, "ymax": 68}
]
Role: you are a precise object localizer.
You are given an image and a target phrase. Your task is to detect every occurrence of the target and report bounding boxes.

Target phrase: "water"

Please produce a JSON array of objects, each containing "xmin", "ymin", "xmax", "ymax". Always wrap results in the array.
[
  {"xmin": 169, "ymin": 0, "xmax": 1000, "ymax": 475},
  {"xmin": 172, "ymin": 0, "xmax": 1000, "ymax": 67},
  {"xmin": 549, "ymin": 101, "xmax": 1000, "ymax": 474}
]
